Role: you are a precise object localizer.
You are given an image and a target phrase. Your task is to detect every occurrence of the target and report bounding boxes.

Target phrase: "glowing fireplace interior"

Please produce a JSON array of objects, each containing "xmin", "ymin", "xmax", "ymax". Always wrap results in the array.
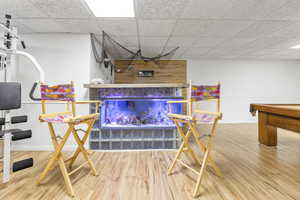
[{"xmin": 101, "ymin": 99, "xmax": 183, "ymax": 128}]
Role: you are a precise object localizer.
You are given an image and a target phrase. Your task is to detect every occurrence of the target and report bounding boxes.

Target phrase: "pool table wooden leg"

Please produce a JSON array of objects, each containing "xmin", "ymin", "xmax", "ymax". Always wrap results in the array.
[{"xmin": 258, "ymin": 112, "xmax": 277, "ymax": 146}]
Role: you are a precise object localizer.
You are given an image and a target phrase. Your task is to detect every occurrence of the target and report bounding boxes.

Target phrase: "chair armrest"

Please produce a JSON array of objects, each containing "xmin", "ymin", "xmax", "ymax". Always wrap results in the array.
[
  {"xmin": 167, "ymin": 100, "xmax": 188, "ymax": 104},
  {"xmin": 75, "ymin": 100, "xmax": 102, "ymax": 114},
  {"xmin": 75, "ymin": 100, "xmax": 102, "ymax": 105},
  {"xmin": 194, "ymin": 110, "xmax": 222, "ymax": 119}
]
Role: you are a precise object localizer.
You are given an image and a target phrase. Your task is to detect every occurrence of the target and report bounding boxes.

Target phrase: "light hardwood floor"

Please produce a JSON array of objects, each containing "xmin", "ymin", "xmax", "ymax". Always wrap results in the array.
[{"xmin": 1, "ymin": 123, "xmax": 300, "ymax": 200}]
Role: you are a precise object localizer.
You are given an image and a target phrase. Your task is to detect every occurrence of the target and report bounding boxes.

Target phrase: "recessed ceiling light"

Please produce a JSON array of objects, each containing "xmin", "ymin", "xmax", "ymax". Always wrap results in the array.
[
  {"xmin": 290, "ymin": 44, "xmax": 300, "ymax": 49},
  {"xmin": 84, "ymin": 0, "xmax": 135, "ymax": 17}
]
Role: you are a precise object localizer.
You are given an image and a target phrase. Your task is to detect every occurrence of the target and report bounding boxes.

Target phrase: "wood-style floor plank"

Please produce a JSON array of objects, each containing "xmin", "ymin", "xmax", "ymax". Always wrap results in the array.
[{"xmin": 1, "ymin": 124, "xmax": 300, "ymax": 200}]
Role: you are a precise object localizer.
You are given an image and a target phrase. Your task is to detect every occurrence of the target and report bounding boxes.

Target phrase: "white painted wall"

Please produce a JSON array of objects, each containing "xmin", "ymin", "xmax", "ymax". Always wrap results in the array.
[
  {"xmin": 188, "ymin": 59, "xmax": 300, "ymax": 123},
  {"xmin": 5, "ymin": 33, "xmax": 111, "ymax": 151},
  {"xmin": 89, "ymin": 42, "xmax": 113, "ymax": 83},
  {"xmin": 4, "ymin": 34, "xmax": 300, "ymax": 151}
]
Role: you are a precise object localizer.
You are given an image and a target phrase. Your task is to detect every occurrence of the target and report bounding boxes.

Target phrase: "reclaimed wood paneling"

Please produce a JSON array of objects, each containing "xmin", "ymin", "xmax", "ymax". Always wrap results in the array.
[{"xmin": 114, "ymin": 60, "xmax": 187, "ymax": 84}]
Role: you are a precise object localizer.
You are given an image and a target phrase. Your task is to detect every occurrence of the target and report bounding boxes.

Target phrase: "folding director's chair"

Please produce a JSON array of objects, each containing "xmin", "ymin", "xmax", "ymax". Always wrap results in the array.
[
  {"xmin": 167, "ymin": 81, "xmax": 223, "ymax": 197},
  {"xmin": 36, "ymin": 81, "xmax": 101, "ymax": 197}
]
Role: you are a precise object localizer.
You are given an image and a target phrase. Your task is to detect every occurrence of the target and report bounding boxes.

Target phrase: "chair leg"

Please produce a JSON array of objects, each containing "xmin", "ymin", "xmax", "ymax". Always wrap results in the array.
[
  {"xmin": 175, "ymin": 122, "xmax": 201, "ymax": 165},
  {"xmin": 36, "ymin": 125, "xmax": 73, "ymax": 184},
  {"xmin": 57, "ymin": 156, "xmax": 75, "ymax": 197},
  {"xmin": 168, "ymin": 141, "xmax": 185, "ymax": 175},
  {"xmin": 193, "ymin": 149, "xmax": 210, "ymax": 198},
  {"xmin": 69, "ymin": 119, "xmax": 95, "ymax": 169},
  {"xmin": 72, "ymin": 128, "xmax": 98, "ymax": 176}
]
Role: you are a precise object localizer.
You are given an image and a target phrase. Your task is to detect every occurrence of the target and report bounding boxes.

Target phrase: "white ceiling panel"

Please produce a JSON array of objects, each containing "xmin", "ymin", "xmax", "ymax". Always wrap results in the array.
[
  {"xmin": 270, "ymin": 39, "xmax": 300, "ymax": 49},
  {"xmin": 271, "ymin": 21, "xmax": 300, "ymax": 38},
  {"xmin": 245, "ymin": 37, "xmax": 288, "ymax": 51},
  {"xmin": 205, "ymin": 47, "xmax": 248, "ymax": 57},
  {"xmin": 13, "ymin": 21, "xmax": 35, "ymax": 33},
  {"xmin": 199, "ymin": 20, "xmax": 253, "ymax": 37},
  {"xmin": 0, "ymin": 0, "xmax": 47, "ymax": 18},
  {"xmin": 181, "ymin": 0, "xmax": 232, "ymax": 19},
  {"xmin": 193, "ymin": 37, "xmax": 227, "ymax": 48},
  {"xmin": 218, "ymin": 38, "xmax": 256, "ymax": 48},
  {"xmin": 235, "ymin": 21, "xmax": 289, "ymax": 38},
  {"xmin": 135, "ymin": 0, "xmax": 188, "ymax": 19},
  {"xmin": 162, "ymin": 46, "xmax": 190, "ymax": 59},
  {"xmin": 17, "ymin": 19, "xmax": 66, "ymax": 33},
  {"xmin": 140, "ymin": 46, "xmax": 164, "ymax": 57},
  {"xmin": 139, "ymin": 37, "xmax": 168, "ymax": 47},
  {"xmin": 165, "ymin": 37, "xmax": 197, "ymax": 48},
  {"xmin": 29, "ymin": 0, "xmax": 93, "ymax": 18},
  {"xmin": 265, "ymin": 0, "xmax": 300, "ymax": 20},
  {"xmin": 97, "ymin": 19, "xmax": 137, "ymax": 36},
  {"xmin": 172, "ymin": 20, "xmax": 252, "ymax": 37},
  {"xmin": 56, "ymin": 19, "xmax": 101, "ymax": 33},
  {"xmin": 138, "ymin": 20, "xmax": 176, "ymax": 37},
  {"xmin": 172, "ymin": 20, "xmax": 212, "ymax": 37},
  {"xmin": 181, "ymin": 47, "xmax": 211, "ymax": 58},
  {"xmin": 111, "ymin": 36, "xmax": 139, "ymax": 47},
  {"xmin": 222, "ymin": 0, "xmax": 288, "ymax": 20},
  {"xmin": 139, "ymin": 37, "xmax": 169, "ymax": 56},
  {"xmin": 1, "ymin": 0, "xmax": 300, "ymax": 59}
]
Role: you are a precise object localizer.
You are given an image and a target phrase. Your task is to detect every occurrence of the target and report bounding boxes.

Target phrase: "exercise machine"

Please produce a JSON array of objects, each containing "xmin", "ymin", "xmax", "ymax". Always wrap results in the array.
[{"xmin": 0, "ymin": 14, "xmax": 45, "ymax": 183}]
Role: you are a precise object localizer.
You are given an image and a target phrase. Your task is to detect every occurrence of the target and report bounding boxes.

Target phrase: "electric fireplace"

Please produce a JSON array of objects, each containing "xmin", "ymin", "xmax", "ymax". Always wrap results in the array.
[{"xmin": 85, "ymin": 83, "xmax": 187, "ymax": 150}]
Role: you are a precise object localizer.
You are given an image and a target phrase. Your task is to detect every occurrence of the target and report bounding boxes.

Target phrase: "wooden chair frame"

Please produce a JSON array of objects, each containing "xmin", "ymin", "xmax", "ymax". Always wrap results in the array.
[
  {"xmin": 36, "ymin": 81, "xmax": 101, "ymax": 197},
  {"xmin": 167, "ymin": 80, "xmax": 222, "ymax": 197}
]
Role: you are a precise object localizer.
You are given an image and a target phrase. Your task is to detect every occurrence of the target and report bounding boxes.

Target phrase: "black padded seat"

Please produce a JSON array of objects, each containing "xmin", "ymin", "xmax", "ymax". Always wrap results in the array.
[{"xmin": 0, "ymin": 129, "xmax": 32, "ymax": 141}]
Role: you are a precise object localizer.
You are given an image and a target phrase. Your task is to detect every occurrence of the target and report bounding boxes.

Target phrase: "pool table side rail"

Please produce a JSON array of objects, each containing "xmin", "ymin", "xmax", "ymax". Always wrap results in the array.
[{"xmin": 250, "ymin": 104, "xmax": 300, "ymax": 118}]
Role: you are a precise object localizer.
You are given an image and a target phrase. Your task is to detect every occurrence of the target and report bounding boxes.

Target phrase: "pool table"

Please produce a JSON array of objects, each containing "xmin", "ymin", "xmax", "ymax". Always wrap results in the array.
[{"xmin": 250, "ymin": 104, "xmax": 300, "ymax": 146}]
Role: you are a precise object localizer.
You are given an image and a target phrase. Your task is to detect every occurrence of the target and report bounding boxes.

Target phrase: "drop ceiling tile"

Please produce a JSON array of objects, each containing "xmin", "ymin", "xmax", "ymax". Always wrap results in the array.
[
  {"xmin": 56, "ymin": 19, "xmax": 101, "ymax": 33},
  {"xmin": 194, "ymin": 37, "xmax": 227, "ymax": 47},
  {"xmin": 162, "ymin": 46, "xmax": 189, "ymax": 59},
  {"xmin": 205, "ymin": 20, "xmax": 253, "ymax": 37},
  {"xmin": 106, "ymin": 46, "xmax": 138, "ymax": 59},
  {"xmin": 138, "ymin": 20, "xmax": 176, "ymax": 36},
  {"xmin": 245, "ymin": 37, "xmax": 288, "ymax": 51},
  {"xmin": 17, "ymin": 19, "xmax": 66, "ymax": 33},
  {"xmin": 181, "ymin": 0, "xmax": 232, "ymax": 19},
  {"xmin": 258, "ymin": 54, "xmax": 300, "ymax": 60},
  {"xmin": 222, "ymin": 0, "xmax": 288, "ymax": 20},
  {"xmin": 29, "ymin": 0, "xmax": 93, "ymax": 18},
  {"xmin": 270, "ymin": 39, "xmax": 300, "ymax": 49},
  {"xmin": 141, "ymin": 46, "xmax": 164, "ymax": 57},
  {"xmin": 135, "ymin": 0, "xmax": 188, "ymax": 19},
  {"xmin": 235, "ymin": 21, "xmax": 289, "ymax": 38},
  {"xmin": 181, "ymin": 47, "xmax": 211, "ymax": 58},
  {"xmin": 15, "ymin": 22, "xmax": 35, "ymax": 34},
  {"xmin": 0, "ymin": 0, "xmax": 47, "ymax": 18},
  {"xmin": 271, "ymin": 21, "xmax": 300, "ymax": 38},
  {"xmin": 97, "ymin": 19, "xmax": 137, "ymax": 36},
  {"xmin": 173, "ymin": 20, "xmax": 252, "ymax": 37},
  {"xmin": 218, "ymin": 38, "xmax": 256, "ymax": 48},
  {"xmin": 265, "ymin": 0, "xmax": 300, "ymax": 20},
  {"xmin": 246, "ymin": 48, "xmax": 283, "ymax": 56},
  {"xmin": 110, "ymin": 36, "xmax": 139, "ymax": 47},
  {"xmin": 165, "ymin": 37, "xmax": 198, "ymax": 47},
  {"xmin": 172, "ymin": 20, "xmax": 212, "ymax": 36},
  {"xmin": 205, "ymin": 48, "xmax": 248, "ymax": 57},
  {"xmin": 139, "ymin": 37, "xmax": 168, "ymax": 47}
]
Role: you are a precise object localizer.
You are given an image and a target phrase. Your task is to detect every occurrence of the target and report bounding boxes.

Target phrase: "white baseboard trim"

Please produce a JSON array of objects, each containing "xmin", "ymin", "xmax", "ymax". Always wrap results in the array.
[
  {"xmin": 220, "ymin": 121, "xmax": 256, "ymax": 124},
  {"xmin": 12, "ymin": 145, "xmax": 78, "ymax": 151},
  {"xmin": 12, "ymin": 122, "xmax": 257, "ymax": 151}
]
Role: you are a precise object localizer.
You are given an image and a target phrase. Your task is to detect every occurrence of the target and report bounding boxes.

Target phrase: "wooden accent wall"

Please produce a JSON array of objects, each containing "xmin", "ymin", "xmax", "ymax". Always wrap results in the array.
[{"xmin": 114, "ymin": 60, "xmax": 187, "ymax": 84}]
